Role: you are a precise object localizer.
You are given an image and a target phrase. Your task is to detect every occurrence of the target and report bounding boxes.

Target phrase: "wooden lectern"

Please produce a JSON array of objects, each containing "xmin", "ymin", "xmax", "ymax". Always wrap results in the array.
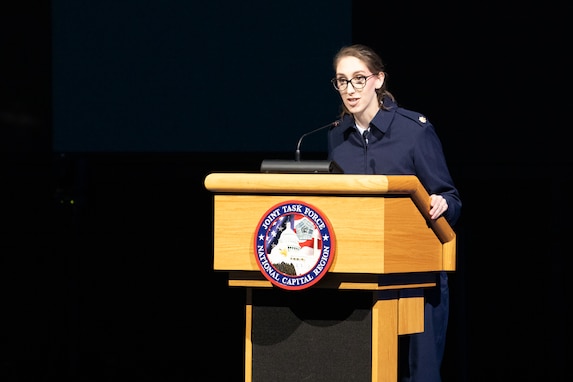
[{"xmin": 204, "ymin": 173, "xmax": 456, "ymax": 382}]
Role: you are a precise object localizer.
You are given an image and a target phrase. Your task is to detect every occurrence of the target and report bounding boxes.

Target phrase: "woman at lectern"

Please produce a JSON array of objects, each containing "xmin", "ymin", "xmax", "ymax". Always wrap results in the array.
[{"xmin": 327, "ymin": 44, "xmax": 462, "ymax": 382}]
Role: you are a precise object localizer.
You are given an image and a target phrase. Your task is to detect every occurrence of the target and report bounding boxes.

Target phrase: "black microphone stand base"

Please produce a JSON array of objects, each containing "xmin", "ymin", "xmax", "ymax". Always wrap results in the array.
[{"xmin": 260, "ymin": 159, "xmax": 343, "ymax": 174}]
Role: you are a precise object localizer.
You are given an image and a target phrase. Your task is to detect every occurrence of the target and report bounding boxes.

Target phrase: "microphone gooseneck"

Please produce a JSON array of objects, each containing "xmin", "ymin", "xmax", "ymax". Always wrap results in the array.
[{"xmin": 294, "ymin": 120, "xmax": 340, "ymax": 161}]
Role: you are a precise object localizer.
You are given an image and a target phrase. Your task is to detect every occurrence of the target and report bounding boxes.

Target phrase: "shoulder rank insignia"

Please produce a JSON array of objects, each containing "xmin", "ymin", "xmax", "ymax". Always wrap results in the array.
[{"xmin": 418, "ymin": 116, "xmax": 427, "ymax": 123}]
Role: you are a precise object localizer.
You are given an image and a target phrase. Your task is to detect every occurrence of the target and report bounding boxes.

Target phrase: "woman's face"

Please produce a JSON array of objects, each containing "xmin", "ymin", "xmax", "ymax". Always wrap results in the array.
[{"xmin": 334, "ymin": 56, "xmax": 383, "ymax": 117}]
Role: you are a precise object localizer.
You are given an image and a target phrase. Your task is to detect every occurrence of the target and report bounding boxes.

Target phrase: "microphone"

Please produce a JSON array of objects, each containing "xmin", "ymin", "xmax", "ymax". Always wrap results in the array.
[
  {"xmin": 259, "ymin": 119, "xmax": 343, "ymax": 174},
  {"xmin": 295, "ymin": 120, "xmax": 340, "ymax": 161}
]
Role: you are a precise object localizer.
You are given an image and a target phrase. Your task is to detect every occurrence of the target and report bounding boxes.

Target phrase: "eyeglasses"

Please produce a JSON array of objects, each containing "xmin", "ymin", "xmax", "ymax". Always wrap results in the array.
[{"xmin": 331, "ymin": 74, "xmax": 376, "ymax": 91}]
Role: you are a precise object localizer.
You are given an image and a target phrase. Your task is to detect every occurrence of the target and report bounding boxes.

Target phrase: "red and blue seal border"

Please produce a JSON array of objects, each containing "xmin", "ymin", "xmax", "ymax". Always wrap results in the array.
[{"xmin": 253, "ymin": 200, "xmax": 336, "ymax": 290}]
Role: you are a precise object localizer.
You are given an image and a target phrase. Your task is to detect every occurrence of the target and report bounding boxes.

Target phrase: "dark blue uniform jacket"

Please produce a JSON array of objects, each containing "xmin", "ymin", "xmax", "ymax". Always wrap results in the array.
[{"xmin": 327, "ymin": 97, "xmax": 462, "ymax": 226}]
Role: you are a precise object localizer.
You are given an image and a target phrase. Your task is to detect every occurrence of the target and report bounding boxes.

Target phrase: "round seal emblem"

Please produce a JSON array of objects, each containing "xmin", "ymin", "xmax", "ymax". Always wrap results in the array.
[{"xmin": 254, "ymin": 200, "xmax": 335, "ymax": 290}]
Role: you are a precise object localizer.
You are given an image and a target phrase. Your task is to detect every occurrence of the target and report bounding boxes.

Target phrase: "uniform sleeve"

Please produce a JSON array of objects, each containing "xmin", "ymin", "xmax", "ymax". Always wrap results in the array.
[{"xmin": 414, "ymin": 124, "xmax": 462, "ymax": 226}]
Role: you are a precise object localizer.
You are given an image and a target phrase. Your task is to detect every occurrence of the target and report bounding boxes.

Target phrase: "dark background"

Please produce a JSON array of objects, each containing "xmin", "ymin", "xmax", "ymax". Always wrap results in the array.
[
  {"xmin": 1, "ymin": 1, "xmax": 571, "ymax": 381},
  {"xmin": 50, "ymin": 0, "xmax": 350, "ymax": 153}
]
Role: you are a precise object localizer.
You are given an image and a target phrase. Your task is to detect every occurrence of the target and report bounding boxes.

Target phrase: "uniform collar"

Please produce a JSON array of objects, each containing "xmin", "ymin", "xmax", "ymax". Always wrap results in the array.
[{"xmin": 340, "ymin": 96, "xmax": 398, "ymax": 135}]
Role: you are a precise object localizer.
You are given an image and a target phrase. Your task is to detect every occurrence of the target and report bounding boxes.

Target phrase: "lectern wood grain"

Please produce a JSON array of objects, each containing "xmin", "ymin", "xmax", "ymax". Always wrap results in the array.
[{"xmin": 204, "ymin": 172, "xmax": 456, "ymax": 382}]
